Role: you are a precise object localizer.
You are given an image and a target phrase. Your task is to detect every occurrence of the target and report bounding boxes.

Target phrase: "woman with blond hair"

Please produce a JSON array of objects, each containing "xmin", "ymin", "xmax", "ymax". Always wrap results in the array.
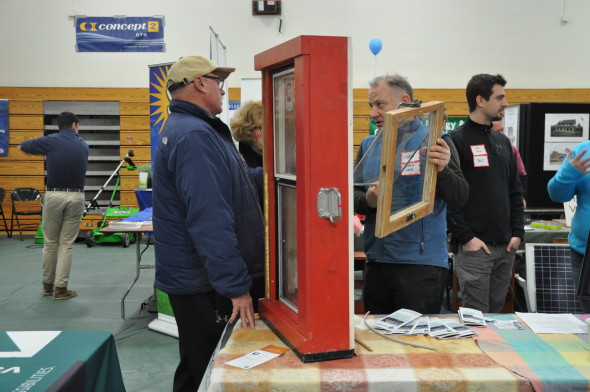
[{"xmin": 230, "ymin": 100, "xmax": 263, "ymax": 168}]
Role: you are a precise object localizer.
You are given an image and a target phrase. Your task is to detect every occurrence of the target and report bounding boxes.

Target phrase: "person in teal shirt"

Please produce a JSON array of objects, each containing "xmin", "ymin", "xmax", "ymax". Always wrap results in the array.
[{"xmin": 548, "ymin": 140, "xmax": 590, "ymax": 312}]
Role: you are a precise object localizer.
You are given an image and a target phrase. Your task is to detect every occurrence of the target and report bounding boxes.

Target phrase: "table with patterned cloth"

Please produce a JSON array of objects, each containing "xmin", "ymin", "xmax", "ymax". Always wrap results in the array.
[
  {"xmin": 475, "ymin": 314, "xmax": 590, "ymax": 392},
  {"xmin": 204, "ymin": 316, "xmax": 534, "ymax": 392}
]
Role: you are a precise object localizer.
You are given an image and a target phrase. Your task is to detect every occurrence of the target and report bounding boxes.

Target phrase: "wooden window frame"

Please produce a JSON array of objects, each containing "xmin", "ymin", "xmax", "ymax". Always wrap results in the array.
[{"xmin": 375, "ymin": 101, "xmax": 444, "ymax": 238}]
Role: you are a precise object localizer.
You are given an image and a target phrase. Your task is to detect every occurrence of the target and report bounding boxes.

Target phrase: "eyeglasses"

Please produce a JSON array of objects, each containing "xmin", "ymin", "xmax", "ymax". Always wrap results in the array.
[{"xmin": 201, "ymin": 75, "xmax": 225, "ymax": 90}]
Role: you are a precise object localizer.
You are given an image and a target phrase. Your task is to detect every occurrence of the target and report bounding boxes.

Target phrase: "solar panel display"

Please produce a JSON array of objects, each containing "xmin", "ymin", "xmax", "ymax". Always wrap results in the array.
[{"xmin": 525, "ymin": 243, "xmax": 582, "ymax": 313}]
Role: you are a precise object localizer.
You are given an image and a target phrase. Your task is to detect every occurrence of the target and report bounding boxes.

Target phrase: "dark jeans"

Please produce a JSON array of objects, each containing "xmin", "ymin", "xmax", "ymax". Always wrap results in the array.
[
  {"xmin": 363, "ymin": 262, "xmax": 448, "ymax": 315},
  {"xmin": 169, "ymin": 291, "xmax": 231, "ymax": 392}
]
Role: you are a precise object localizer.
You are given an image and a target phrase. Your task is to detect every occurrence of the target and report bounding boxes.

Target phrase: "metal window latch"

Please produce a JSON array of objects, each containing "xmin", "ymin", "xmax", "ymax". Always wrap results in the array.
[
  {"xmin": 317, "ymin": 187, "xmax": 342, "ymax": 223},
  {"xmin": 404, "ymin": 212, "xmax": 417, "ymax": 222}
]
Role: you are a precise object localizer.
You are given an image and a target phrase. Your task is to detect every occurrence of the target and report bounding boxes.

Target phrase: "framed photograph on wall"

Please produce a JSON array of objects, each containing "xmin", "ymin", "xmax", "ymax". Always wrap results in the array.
[
  {"xmin": 544, "ymin": 113, "xmax": 589, "ymax": 142},
  {"xmin": 543, "ymin": 142, "xmax": 578, "ymax": 171},
  {"xmin": 503, "ymin": 105, "xmax": 520, "ymax": 148}
]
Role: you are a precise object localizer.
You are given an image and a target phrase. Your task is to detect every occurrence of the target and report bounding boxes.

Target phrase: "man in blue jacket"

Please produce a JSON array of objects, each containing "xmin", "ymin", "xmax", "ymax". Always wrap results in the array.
[
  {"xmin": 152, "ymin": 56, "xmax": 264, "ymax": 391},
  {"xmin": 354, "ymin": 74, "xmax": 468, "ymax": 315}
]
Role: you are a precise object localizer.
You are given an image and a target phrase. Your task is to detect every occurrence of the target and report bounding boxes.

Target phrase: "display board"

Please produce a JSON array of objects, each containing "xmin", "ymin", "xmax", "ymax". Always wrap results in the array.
[
  {"xmin": 525, "ymin": 243, "xmax": 582, "ymax": 313},
  {"xmin": 521, "ymin": 103, "xmax": 590, "ymax": 209}
]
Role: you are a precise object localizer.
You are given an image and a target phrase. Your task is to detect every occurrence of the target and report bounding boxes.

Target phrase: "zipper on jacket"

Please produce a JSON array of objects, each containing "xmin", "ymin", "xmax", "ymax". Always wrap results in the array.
[{"xmin": 420, "ymin": 219, "xmax": 425, "ymax": 255}]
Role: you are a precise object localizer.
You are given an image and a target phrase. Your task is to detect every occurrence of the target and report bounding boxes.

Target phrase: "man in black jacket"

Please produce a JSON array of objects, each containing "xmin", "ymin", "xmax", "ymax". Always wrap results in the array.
[{"xmin": 447, "ymin": 74, "xmax": 524, "ymax": 313}]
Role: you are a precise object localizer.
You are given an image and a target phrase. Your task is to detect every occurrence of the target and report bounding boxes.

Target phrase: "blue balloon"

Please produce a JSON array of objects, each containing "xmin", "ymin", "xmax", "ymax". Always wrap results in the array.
[{"xmin": 369, "ymin": 38, "xmax": 382, "ymax": 55}]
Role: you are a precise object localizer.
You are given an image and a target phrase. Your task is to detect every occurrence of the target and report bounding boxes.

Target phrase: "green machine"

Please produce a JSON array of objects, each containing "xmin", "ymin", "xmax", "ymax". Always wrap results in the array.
[{"xmin": 84, "ymin": 150, "xmax": 139, "ymax": 248}]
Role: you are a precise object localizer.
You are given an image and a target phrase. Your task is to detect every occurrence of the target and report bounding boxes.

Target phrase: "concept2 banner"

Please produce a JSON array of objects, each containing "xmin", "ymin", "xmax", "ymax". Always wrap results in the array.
[{"xmin": 76, "ymin": 16, "xmax": 165, "ymax": 52}]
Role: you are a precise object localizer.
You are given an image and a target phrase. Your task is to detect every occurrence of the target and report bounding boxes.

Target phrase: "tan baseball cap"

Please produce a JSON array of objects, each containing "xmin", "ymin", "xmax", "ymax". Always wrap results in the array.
[{"xmin": 167, "ymin": 56, "xmax": 235, "ymax": 92}]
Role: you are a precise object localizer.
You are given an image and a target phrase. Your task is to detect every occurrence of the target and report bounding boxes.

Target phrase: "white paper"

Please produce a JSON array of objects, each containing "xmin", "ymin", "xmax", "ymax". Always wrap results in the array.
[
  {"xmin": 516, "ymin": 312, "xmax": 587, "ymax": 334},
  {"xmin": 564, "ymin": 196, "xmax": 577, "ymax": 227},
  {"xmin": 225, "ymin": 345, "xmax": 289, "ymax": 370}
]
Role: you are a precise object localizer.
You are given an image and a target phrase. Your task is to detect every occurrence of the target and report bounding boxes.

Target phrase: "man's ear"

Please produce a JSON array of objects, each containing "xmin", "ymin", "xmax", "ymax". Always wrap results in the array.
[
  {"xmin": 401, "ymin": 94, "xmax": 411, "ymax": 104},
  {"xmin": 192, "ymin": 76, "xmax": 206, "ymax": 93},
  {"xmin": 476, "ymin": 95, "xmax": 485, "ymax": 108}
]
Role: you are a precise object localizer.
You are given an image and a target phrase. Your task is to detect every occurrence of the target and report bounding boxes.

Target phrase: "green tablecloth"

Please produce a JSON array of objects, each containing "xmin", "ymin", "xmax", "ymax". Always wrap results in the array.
[
  {"xmin": 0, "ymin": 330, "xmax": 125, "ymax": 392},
  {"xmin": 520, "ymin": 226, "xmax": 570, "ymax": 249}
]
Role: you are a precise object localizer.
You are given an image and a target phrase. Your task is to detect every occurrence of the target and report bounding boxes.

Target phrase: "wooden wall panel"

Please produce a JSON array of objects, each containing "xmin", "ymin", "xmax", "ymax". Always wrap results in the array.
[
  {"xmin": 120, "ymin": 131, "xmax": 150, "ymax": 146},
  {"xmin": 4, "ymin": 148, "xmax": 43, "ymax": 160},
  {"xmin": 8, "ymin": 115, "xmax": 43, "ymax": 130},
  {"xmin": 507, "ymin": 89, "xmax": 590, "ymax": 103},
  {"xmin": 120, "ymin": 179, "xmax": 140, "ymax": 191},
  {"xmin": 8, "ymin": 101, "xmax": 43, "ymax": 115},
  {"xmin": 2, "ymin": 176, "xmax": 44, "ymax": 191},
  {"xmin": 8, "ymin": 130, "xmax": 44, "ymax": 144},
  {"xmin": 353, "ymin": 117, "xmax": 372, "ymax": 131},
  {"xmin": 124, "ymin": 147, "xmax": 150, "ymax": 161},
  {"xmin": 120, "ymin": 102, "xmax": 150, "ymax": 115},
  {"xmin": 120, "ymin": 191, "xmax": 138, "ymax": 206},
  {"xmin": 0, "ymin": 161, "xmax": 43, "ymax": 176},
  {"xmin": 0, "ymin": 87, "xmax": 148, "ymax": 102},
  {"xmin": 121, "ymin": 116, "xmax": 150, "ymax": 131}
]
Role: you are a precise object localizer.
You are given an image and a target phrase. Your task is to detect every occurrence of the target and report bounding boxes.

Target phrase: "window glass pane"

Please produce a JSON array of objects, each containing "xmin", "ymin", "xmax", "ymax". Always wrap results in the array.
[
  {"xmin": 278, "ymin": 183, "xmax": 298, "ymax": 310},
  {"xmin": 273, "ymin": 69, "xmax": 296, "ymax": 179},
  {"xmin": 389, "ymin": 113, "xmax": 430, "ymax": 215}
]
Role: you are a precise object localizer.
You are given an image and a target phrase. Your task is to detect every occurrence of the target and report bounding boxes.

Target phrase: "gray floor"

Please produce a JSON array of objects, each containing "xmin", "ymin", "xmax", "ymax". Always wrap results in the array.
[{"xmin": 0, "ymin": 234, "xmax": 179, "ymax": 392}]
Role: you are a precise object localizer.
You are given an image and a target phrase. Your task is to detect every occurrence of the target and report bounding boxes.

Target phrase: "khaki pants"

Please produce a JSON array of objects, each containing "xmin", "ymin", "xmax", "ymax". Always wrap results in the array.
[{"xmin": 41, "ymin": 191, "xmax": 85, "ymax": 288}]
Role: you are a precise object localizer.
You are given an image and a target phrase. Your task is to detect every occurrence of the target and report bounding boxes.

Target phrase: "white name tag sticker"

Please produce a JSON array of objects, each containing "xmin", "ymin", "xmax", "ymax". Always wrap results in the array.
[
  {"xmin": 470, "ymin": 145, "xmax": 487, "ymax": 156},
  {"xmin": 400, "ymin": 150, "xmax": 421, "ymax": 176},
  {"xmin": 473, "ymin": 155, "xmax": 490, "ymax": 167},
  {"xmin": 470, "ymin": 144, "xmax": 489, "ymax": 167}
]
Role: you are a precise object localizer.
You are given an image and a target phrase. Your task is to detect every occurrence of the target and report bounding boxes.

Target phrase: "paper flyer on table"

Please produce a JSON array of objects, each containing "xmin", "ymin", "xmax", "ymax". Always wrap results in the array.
[
  {"xmin": 375, "ymin": 308, "xmax": 422, "ymax": 332},
  {"xmin": 516, "ymin": 312, "xmax": 587, "ymax": 334},
  {"xmin": 408, "ymin": 317, "xmax": 430, "ymax": 335},
  {"xmin": 428, "ymin": 318, "xmax": 456, "ymax": 338},
  {"xmin": 458, "ymin": 307, "xmax": 487, "ymax": 327},
  {"xmin": 225, "ymin": 345, "xmax": 289, "ymax": 370}
]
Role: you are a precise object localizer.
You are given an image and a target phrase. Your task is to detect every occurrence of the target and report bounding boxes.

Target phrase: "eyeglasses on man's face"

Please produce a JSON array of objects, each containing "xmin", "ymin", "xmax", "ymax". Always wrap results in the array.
[{"xmin": 201, "ymin": 74, "xmax": 225, "ymax": 90}]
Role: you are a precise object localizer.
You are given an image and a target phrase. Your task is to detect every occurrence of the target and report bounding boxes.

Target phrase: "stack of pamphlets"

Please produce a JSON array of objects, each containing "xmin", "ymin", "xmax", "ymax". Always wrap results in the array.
[
  {"xmin": 373, "ymin": 309, "xmax": 478, "ymax": 339},
  {"xmin": 458, "ymin": 307, "xmax": 487, "ymax": 327},
  {"xmin": 375, "ymin": 308, "xmax": 421, "ymax": 332}
]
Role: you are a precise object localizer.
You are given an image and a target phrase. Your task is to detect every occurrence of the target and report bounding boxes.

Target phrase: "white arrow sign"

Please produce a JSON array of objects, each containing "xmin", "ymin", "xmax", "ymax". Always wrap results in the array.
[{"xmin": 0, "ymin": 331, "xmax": 61, "ymax": 358}]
